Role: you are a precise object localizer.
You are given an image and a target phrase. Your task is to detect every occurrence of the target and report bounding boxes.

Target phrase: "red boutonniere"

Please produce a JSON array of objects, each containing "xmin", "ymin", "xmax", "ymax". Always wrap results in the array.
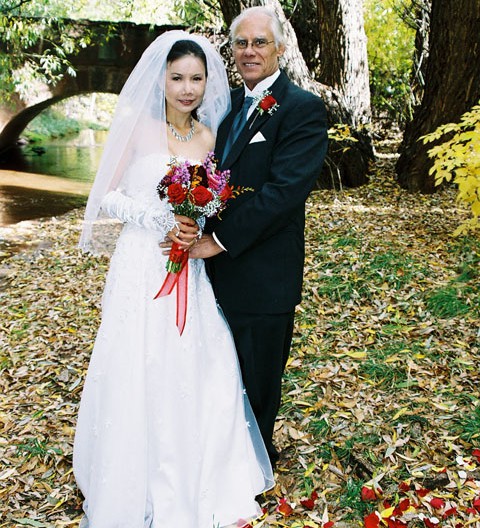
[
  {"xmin": 250, "ymin": 90, "xmax": 279, "ymax": 128},
  {"xmin": 258, "ymin": 93, "xmax": 279, "ymax": 115}
]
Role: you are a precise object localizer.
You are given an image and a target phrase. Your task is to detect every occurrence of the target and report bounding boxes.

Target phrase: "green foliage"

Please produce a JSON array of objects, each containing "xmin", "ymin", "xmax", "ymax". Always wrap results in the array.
[
  {"xmin": 0, "ymin": 9, "xmax": 91, "ymax": 101},
  {"xmin": 68, "ymin": 0, "xmax": 177, "ymax": 25},
  {"xmin": 22, "ymin": 94, "xmax": 114, "ymax": 142},
  {"xmin": 358, "ymin": 355, "xmax": 408, "ymax": 387},
  {"xmin": 339, "ymin": 478, "xmax": 372, "ymax": 518},
  {"xmin": 453, "ymin": 236, "xmax": 480, "ymax": 281},
  {"xmin": 364, "ymin": 0, "xmax": 416, "ymax": 123},
  {"xmin": 453, "ymin": 404, "xmax": 480, "ymax": 442},
  {"xmin": 425, "ymin": 286, "xmax": 472, "ymax": 318},
  {"xmin": 314, "ymin": 243, "xmax": 423, "ymax": 302},
  {"xmin": 422, "ymin": 101, "xmax": 480, "ymax": 236},
  {"xmin": 424, "ymin": 236, "xmax": 479, "ymax": 318},
  {"xmin": 309, "ymin": 415, "xmax": 330, "ymax": 437},
  {"xmin": 16, "ymin": 437, "xmax": 63, "ymax": 460},
  {"xmin": 171, "ymin": 0, "xmax": 223, "ymax": 28},
  {"xmin": 425, "ymin": 238, "xmax": 480, "ymax": 319},
  {"xmin": 23, "ymin": 108, "xmax": 81, "ymax": 142},
  {"xmin": 0, "ymin": 0, "xmax": 173, "ymax": 101}
]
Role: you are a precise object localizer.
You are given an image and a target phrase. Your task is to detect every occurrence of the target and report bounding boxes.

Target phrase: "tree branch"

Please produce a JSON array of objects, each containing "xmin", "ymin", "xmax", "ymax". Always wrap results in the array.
[{"xmin": 0, "ymin": 0, "xmax": 32, "ymax": 15}]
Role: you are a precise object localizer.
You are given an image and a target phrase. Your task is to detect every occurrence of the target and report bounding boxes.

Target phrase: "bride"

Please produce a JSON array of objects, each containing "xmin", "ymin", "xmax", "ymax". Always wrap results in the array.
[{"xmin": 74, "ymin": 31, "xmax": 274, "ymax": 528}]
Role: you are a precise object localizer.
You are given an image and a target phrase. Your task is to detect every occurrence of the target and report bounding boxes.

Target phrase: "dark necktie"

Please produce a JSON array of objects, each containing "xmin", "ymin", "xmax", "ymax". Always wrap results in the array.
[{"xmin": 222, "ymin": 95, "xmax": 253, "ymax": 162}]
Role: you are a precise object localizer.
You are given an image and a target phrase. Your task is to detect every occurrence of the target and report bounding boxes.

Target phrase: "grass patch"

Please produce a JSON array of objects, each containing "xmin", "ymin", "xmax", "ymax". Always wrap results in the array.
[
  {"xmin": 424, "ymin": 236, "xmax": 480, "ymax": 318},
  {"xmin": 309, "ymin": 416, "xmax": 330, "ymax": 437},
  {"xmin": 24, "ymin": 107, "xmax": 109, "ymax": 143},
  {"xmin": 364, "ymin": 250, "xmax": 418, "ymax": 289},
  {"xmin": 453, "ymin": 405, "xmax": 480, "ymax": 442},
  {"xmin": 25, "ymin": 109, "xmax": 81, "ymax": 142},
  {"xmin": 16, "ymin": 437, "xmax": 63, "ymax": 460},
  {"xmin": 313, "ymin": 247, "xmax": 426, "ymax": 302},
  {"xmin": 358, "ymin": 358, "xmax": 408, "ymax": 387},
  {"xmin": 426, "ymin": 286, "xmax": 472, "ymax": 318},
  {"xmin": 338, "ymin": 478, "xmax": 372, "ymax": 518}
]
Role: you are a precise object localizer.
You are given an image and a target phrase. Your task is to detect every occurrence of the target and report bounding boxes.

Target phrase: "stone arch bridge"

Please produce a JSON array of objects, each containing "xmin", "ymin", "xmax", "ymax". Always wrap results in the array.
[{"xmin": 0, "ymin": 18, "xmax": 186, "ymax": 153}]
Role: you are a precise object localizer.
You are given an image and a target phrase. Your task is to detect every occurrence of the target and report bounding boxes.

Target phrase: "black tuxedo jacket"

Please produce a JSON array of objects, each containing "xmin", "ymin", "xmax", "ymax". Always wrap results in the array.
[{"xmin": 206, "ymin": 71, "xmax": 328, "ymax": 314}]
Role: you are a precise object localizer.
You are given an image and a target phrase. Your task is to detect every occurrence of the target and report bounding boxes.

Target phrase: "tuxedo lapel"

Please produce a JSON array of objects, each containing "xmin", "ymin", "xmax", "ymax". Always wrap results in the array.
[
  {"xmin": 217, "ymin": 90, "xmax": 243, "ymax": 166},
  {"xmin": 223, "ymin": 109, "xmax": 270, "ymax": 167},
  {"xmin": 222, "ymin": 72, "xmax": 290, "ymax": 168}
]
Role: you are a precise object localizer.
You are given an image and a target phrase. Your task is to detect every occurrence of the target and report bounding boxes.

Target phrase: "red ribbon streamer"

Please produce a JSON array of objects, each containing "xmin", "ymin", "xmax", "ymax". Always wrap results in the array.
[{"xmin": 153, "ymin": 242, "xmax": 189, "ymax": 335}]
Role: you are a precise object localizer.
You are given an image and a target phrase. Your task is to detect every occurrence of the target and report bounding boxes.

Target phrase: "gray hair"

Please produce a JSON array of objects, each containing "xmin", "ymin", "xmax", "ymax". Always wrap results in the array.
[{"xmin": 230, "ymin": 6, "xmax": 286, "ymax": 48}]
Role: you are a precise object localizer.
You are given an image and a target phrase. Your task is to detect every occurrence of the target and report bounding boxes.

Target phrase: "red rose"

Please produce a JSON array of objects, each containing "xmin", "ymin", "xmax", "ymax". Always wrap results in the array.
[
  {"xmin": 219, "ymin": 184, "xmax": 234, "ymax": 201},
  {"xmin": 191, "ymin": 185, "xmax": 213, "ymax": 206},
  {"xmin": 167, "ymin": 183, "xmax": 187, "ymax": 204},
  {"xmin": 259, "ymin": 94, "xmax": 277, "ymax": 112}
]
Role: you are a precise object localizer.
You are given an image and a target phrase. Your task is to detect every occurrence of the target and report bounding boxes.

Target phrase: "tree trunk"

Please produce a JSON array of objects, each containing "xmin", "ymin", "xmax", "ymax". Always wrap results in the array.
[
  {"xmin": 410, "ymin": 0, "xmax": 431, "ymax": 105},
  {"xmin": 217, "ymin": 0, "xmax": 373, "ymax": 188},
  {"xmin": 286, "ymin": 0, "xmax": 322, "ymax": 78},
  {"xmin": 396, "ymin": 0, "xmax": 480, "ymax": 192},
  {"xmin": 316, "ymin": 0, "xmax": 371, "ymax": 126},
  {"xmin": 217, "ymin": 0, "xmax": 242, "ymax": 28}
]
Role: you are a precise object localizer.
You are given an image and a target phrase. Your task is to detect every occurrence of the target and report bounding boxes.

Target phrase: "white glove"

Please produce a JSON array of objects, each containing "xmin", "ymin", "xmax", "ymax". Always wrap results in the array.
[{"xmin": 101, "ymin": 190, "xmax": 176, "ymax": 234}]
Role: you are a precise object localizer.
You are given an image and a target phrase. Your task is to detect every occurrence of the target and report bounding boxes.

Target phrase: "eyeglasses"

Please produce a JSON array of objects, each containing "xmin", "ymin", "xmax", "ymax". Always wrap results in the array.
[{"xmin": 232, "ymin": 38, "xmax": 275, "ymax": 50}]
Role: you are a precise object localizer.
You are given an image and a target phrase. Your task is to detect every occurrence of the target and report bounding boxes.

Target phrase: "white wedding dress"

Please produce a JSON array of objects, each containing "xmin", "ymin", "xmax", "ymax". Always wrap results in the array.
[{"xmin": 73, "ymin": 153, "xmax": 274, "ymax": 528}]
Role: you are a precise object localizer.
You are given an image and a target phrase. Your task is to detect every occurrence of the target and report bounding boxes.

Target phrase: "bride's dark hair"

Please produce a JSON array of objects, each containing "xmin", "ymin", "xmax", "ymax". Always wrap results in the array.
[{"xmin": 166, "ymin": 39, "xmax": 208, "ymax": 77}]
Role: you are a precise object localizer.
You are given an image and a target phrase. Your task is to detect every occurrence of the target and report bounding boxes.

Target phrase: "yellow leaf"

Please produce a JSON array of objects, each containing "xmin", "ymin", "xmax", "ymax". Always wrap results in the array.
[
  {"xmin": 293, "ymin": 400, "xmax": 313, "ymax": 407},
  {"xmin": 392, "ymin": 408, "xmax": 409, "ymax": 420},
  {"xmin": 305, "ymin": 462, "xmax": 316, "ymax": 477},
  {"xmin": 344, "ymin": 351, "xmax": 367, "ymax": 359},
  {"xmin": 385, "ymin": 355, "xmax": 401, "ymax": 363},
  {"xmin": 381, "ymin": 506, "xmax": 395, "ymax": 519}
]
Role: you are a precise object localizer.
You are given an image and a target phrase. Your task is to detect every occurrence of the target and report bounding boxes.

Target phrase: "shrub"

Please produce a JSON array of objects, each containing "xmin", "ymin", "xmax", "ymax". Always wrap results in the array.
[{"xmin": 422, "ymin": 101, "xmax": 480, "ymax": 235}]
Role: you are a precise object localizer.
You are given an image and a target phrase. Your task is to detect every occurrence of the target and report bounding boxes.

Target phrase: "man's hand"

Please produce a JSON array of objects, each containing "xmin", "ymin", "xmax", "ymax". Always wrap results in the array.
[{"xmin": 188, "ymin": 234, "xmax": 224, "ymax": 259}]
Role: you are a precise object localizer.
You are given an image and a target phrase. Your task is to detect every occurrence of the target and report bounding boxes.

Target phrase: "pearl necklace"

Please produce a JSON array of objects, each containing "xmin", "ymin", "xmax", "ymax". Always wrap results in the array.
[{"xmin": 167, "ymin": 117, "xmax": 196, "ymax": 142}]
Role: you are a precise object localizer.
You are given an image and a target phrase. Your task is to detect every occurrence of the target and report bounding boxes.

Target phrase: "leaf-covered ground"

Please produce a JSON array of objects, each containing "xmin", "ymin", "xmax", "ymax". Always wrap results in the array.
[{"xmin": 1, "ymin": 148, "xmax": 479, "ymax": 528}]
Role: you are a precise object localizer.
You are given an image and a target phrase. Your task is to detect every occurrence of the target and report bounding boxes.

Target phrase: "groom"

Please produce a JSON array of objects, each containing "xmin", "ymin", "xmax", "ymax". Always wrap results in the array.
[{"xmin": 190, "ymin": 6, "xmax": 328, "ymax": 464}]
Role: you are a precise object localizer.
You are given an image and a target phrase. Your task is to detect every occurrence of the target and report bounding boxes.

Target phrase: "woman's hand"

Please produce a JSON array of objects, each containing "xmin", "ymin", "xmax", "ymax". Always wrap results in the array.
[{"xmin": 162, "ymin": 214, "xmax": 199, "ymax": 252}]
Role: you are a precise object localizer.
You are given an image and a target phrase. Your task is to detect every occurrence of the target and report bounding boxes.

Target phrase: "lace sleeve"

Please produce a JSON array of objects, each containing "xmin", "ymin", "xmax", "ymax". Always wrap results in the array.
[{"xmin": 101, "ymin": 190, "xmax": 176, "ymax": 235}]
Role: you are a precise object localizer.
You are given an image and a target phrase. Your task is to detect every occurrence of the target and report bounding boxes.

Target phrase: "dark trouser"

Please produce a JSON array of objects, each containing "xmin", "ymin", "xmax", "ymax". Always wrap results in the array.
[{"xmin": 221, "ymin": 308, "xmax": 295, "ymax": 465}]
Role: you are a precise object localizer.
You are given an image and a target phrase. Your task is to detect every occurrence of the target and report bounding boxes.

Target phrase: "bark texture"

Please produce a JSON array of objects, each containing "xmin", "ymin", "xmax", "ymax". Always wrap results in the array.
[
  {"xmin": 316, "ymin": 0, "xmax": 371, "ymax": 126},
  {"xmin": 396, "ymin": 0, "xmax": 480, "ymax": 192},
  {"xmin": 410, "ymin": 0, "xmax": 431, "ymax": 105}
]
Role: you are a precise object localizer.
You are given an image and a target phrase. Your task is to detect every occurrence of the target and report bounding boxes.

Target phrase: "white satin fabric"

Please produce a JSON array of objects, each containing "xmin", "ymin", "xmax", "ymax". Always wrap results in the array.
[{"xmin": 73, "ymin": 153, "xmax": 274, "ymax": 528}]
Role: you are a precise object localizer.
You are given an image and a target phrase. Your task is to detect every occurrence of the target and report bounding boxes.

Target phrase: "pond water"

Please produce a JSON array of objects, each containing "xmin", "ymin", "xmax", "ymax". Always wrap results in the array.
[
  {"xmin": 0, "ymin": 129, "xmax": 107, "ymax": 226},
  {"xmin": 0, "ymin": 129, "xmax": 107, "ymax": 262}
]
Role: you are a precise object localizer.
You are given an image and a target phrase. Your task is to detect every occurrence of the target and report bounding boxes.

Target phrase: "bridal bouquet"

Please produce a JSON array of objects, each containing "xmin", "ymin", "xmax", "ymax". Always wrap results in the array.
[
  {"xmin": 156, "ymin": 152, "xmax": 237, "ymax": 272},
  {"xmin": 154, "ymin": 152, "xmax": 244, "ymax": 335}
]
